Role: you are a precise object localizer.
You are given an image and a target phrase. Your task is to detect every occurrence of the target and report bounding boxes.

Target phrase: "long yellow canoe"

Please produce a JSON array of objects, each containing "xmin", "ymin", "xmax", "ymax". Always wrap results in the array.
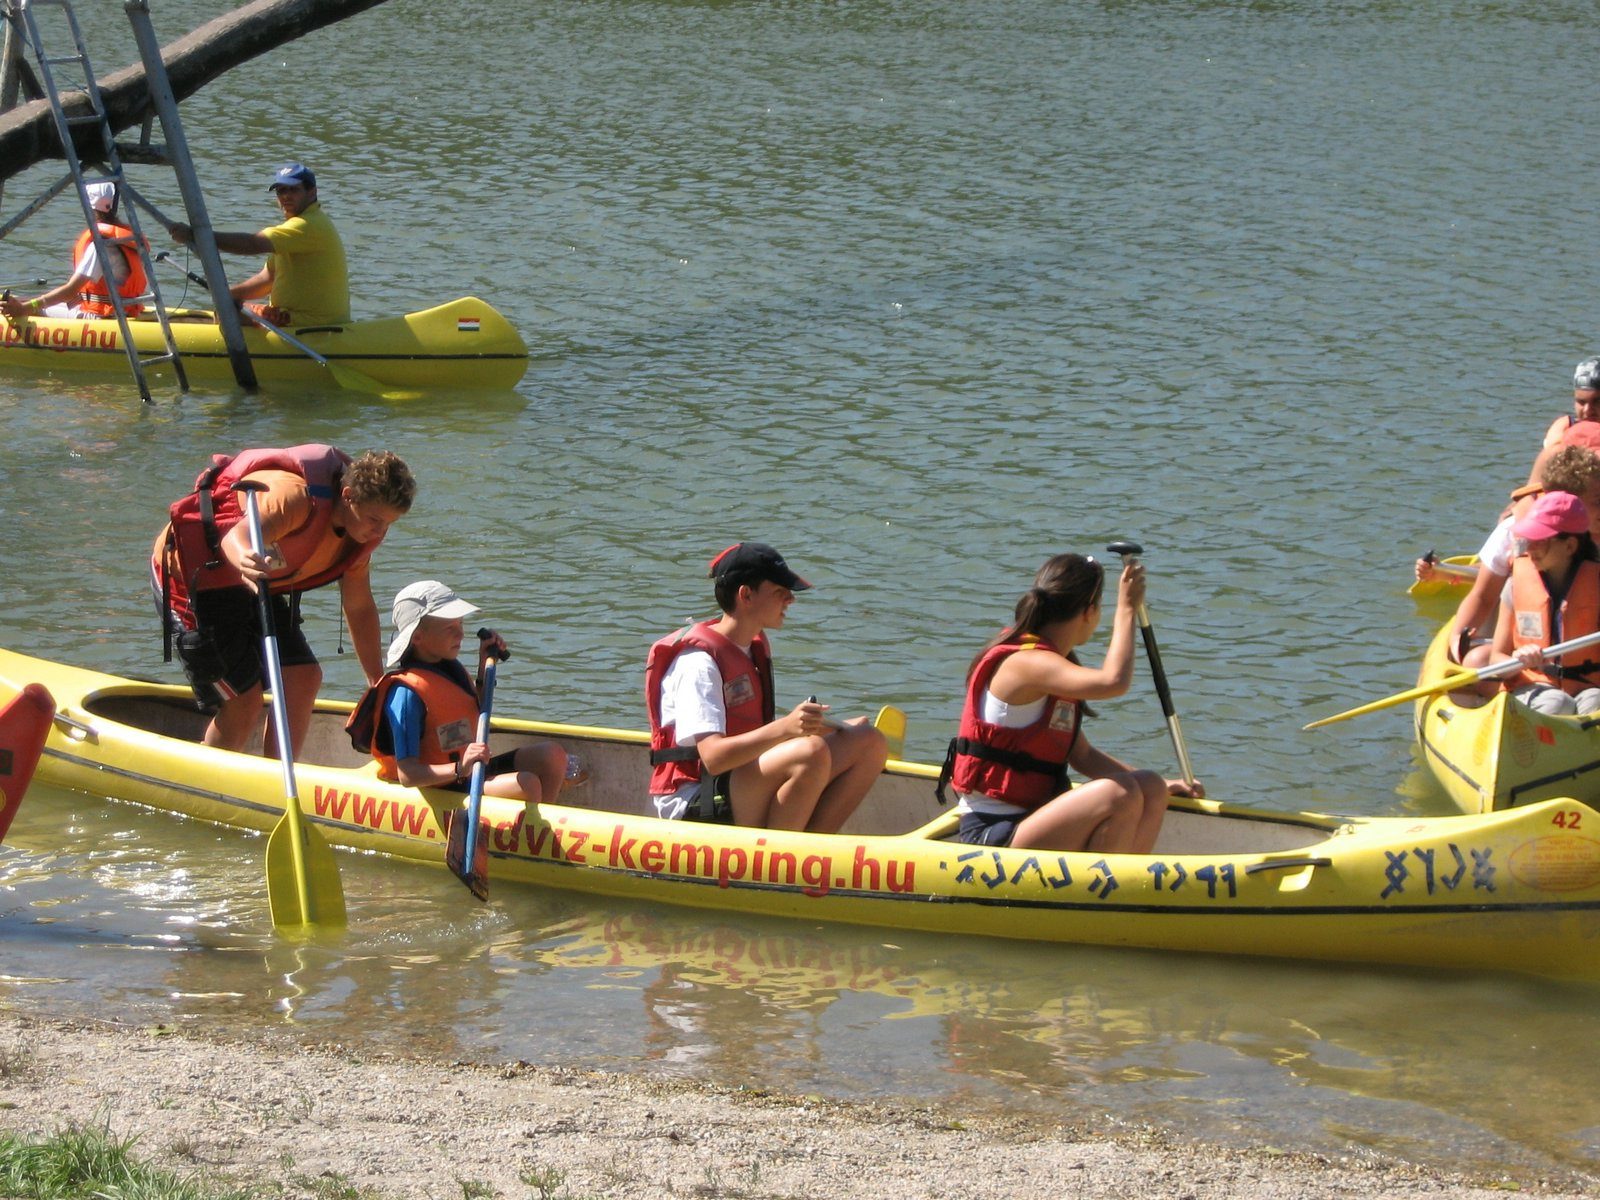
[
  {"xmin": 3, "ymin": 646, "xmax": 1599, "ymax": 980},
  {"xmin": 0, "ymin": 296, "xmax": 527, "ymax": 390},
  {"xmin": 1414, "ymin": 619, "xmax": 1600, "ymax": 813}
]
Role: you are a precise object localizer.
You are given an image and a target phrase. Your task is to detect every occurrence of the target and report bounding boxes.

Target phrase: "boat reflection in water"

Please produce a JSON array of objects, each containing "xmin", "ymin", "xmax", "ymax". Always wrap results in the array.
[
  {"xmin": 4, "ymin": 787, "xmax": 1600, "ymax": 1179},
  {"xmin": 523, "ymin": 903, "xmax": 1600, "ymax": 1178}
]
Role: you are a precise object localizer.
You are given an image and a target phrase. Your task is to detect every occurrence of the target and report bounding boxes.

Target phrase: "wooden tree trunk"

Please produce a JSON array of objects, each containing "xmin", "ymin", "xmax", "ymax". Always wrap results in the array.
[{"xmin": 0, "ymin": 0, "xmax": 393, "ymax": 179}]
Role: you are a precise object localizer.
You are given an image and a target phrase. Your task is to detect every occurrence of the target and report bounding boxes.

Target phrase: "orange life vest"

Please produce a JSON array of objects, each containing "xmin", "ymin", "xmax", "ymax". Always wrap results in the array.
[
  {"xmin": 367, "ymin": 659, "xmax": 480, "ymax": 783},
  {"xmin": 1507, "ymin": 556, "xmax": 1600, "ymax": 693},
  {"xmin": 73, "ymin": 224, "xmax": 147, "ymax": 317},
  {"xmin": 645, "ymin": 620, "xmax": 773, "ymax": 795}
]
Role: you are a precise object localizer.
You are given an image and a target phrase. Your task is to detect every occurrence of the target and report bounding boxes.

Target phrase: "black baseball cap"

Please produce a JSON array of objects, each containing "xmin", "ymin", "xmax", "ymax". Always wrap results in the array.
[{"xmin": 707, "ymin": 542, "xmax": 812, "ymax": 591}]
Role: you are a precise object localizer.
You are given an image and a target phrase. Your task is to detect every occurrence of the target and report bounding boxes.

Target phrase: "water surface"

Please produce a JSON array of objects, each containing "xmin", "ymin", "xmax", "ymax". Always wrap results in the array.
[{"xmin": 2, "ymin": 0, "xmax": 1598, "ymax": 1182}]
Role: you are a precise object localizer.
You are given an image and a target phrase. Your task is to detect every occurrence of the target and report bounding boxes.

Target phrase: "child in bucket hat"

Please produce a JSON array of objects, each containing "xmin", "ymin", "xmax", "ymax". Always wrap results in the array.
[{"xmin": 350, "ymin": 581, "xmax": 568, "ymax": 803}]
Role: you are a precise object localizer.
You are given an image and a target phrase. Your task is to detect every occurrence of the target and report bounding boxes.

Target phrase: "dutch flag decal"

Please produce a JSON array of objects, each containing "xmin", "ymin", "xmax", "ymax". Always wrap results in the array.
[{"xmin": 457, "ymin": 316, "xmax": 481, "ymax": 333}]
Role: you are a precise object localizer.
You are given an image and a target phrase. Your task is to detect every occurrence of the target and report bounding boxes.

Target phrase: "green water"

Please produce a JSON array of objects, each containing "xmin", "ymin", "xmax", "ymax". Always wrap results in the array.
[{"xmin": 2, "ymin": 0, "xmax": 1598, "ymax": 1181}]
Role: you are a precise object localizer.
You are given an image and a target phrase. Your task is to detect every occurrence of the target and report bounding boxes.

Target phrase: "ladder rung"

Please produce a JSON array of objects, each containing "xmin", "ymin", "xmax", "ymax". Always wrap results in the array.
[{"xmin": 41, "ymin": 53, "xmax": 88, "ymax": 67}]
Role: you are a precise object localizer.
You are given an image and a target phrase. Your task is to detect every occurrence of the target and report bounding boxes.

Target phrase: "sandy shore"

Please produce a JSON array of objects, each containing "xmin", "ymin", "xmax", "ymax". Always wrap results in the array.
[{"xmin": 0, "ymin": 1011, "xmax": 1593, "ymax": 1199}]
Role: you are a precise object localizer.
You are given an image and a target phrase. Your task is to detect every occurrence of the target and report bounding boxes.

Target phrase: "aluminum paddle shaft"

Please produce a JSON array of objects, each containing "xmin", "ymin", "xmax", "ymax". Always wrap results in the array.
[
  {"xmin": 1106, "ymin": 540, "xmax": 1196, "ymax": 787},
  {"xmin": 236, "ymin": 481, "xmax": 346, "ymax": 931}
]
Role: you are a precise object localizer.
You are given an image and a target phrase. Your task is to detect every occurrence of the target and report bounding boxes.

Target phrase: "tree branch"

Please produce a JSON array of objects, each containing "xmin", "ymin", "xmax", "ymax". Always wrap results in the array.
[{"xmin": 0, "ymin": 0, "xmax": 392, "ymax": 179}]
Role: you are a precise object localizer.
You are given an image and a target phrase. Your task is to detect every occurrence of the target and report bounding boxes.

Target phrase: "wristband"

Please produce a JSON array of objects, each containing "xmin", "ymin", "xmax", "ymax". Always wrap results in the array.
[{"xmin": 28, "ymin": 298, "xmax": 41, "ymax": 314}]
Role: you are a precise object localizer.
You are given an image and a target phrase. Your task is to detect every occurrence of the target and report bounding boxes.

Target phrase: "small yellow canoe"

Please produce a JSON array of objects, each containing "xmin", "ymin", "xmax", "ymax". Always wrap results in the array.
[
  {"xmin": 1408, "ymin": 553, "xmax": 1479, "ymax": 601},
  {"xmin": 0, "ymin": 296, "xmax": 527, "ymax": 390},
  {"xmin": 5, "ymin": 645, "xmax": 1600, "ymax": 979},
  {"xmin": 1414, "ymin": 619, "xmax": 1600, "ymax": 813}
]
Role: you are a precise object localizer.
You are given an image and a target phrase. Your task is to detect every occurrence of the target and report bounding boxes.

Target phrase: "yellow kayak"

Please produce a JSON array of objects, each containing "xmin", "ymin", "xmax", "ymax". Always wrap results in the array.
[
  {"xmin": 1414, "ymin": 618, "xmax": 1600, "ymax": 813},
  {"xmin": 0, "ymin": 296, "xmax": 527, "ymax": 390},
  {"xmin": 1408, "ymin": 553, "xmax": 1479, "ymax": 601},
  {"xmin": 4, "ymin": 645, "xmax": 1599, "ymax": 980}
]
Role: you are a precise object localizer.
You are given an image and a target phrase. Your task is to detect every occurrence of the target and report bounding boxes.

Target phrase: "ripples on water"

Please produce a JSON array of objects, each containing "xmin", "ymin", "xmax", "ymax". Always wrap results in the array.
[{"xmin": 3, "ymin": 0, "xmax": 1600, "ymax": 1181}]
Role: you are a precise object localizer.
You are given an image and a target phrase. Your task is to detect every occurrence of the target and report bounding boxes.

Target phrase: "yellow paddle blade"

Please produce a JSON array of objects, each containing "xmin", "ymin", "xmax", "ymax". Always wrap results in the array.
[
  {"xmin": 874, "ymin": 704, "xmax": 907, "ymax": 759},
  {"xmin": 266, "ymin": 810, "xmax": 347, "ymax": 930},
  {"xmin": 1305, "ymin": 628, "xmax": 1600, "ymax": 731},
  {"xmin": 1302, "ymin": 671, "xmax": 1484, "ymax": 730},
  {"xmin": 327, "ymin": 361, "xmax": 424, "ymax": 402}
]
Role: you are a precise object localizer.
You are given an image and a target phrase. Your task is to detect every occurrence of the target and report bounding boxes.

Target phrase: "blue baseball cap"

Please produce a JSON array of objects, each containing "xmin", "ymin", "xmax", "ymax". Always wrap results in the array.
[{"xmin": 267, "ymin": 163, "xmax": 316, "ymax": 191}]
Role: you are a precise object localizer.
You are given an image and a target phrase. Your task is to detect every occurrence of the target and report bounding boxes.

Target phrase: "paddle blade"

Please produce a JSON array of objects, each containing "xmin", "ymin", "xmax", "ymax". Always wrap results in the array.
[
  {"xmin": 873, "ymin": 704, "xmax": 907, "ymax": 759},
  {"xmin": 266, "ymin": 811, "xmax": 347, "ymax": 930},
  {"xmin": 444, "ymin": 808, "xmax": 490, "ymax": 902},
  {"xmin": 0, "ymin": 683, "xmax": 54, "ymax": 843},
  {"xmin": 327, "ymin": 361, "xmax": 423, "ymax": 401}
]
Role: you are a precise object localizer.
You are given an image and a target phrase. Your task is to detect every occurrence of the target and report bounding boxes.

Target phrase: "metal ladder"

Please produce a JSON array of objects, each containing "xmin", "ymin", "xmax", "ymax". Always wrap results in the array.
[{"xmin": 9, "ymin": 0, "xmax": 188, "ymax": 401}]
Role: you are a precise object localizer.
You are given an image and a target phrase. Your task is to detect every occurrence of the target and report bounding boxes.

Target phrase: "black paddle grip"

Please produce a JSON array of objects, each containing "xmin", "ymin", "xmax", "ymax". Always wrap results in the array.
[{"xmin": 476, "ymin": 627, "xmax": 510, "ymax": 662}]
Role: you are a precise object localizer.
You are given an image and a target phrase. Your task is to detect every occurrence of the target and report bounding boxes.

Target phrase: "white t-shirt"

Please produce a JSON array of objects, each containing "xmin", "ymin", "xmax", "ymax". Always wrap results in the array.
[
  {"xmin": 652, "ymin": 649, "xmax": 726, "ymax": 819},
  {"xmin": 1479, "ymin": 516, "xmax": 1515, "ymax": 577}
]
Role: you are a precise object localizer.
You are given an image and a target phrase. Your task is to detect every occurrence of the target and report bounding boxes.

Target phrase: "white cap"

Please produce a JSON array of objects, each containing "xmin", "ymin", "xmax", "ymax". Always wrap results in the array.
[
  {"xmin": 84, "ymin": 182, "xmax": 116, "ymax": 214},
  {"xmin": 384, "ymin": 580, "xmax": 479, "ymax": 671}
]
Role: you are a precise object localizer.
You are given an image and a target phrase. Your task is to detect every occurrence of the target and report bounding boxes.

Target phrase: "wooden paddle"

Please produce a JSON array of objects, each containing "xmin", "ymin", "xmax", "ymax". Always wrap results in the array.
[
  {"xmin": 1302, "ymin": 628, "xmax": 1600, "ymax": 729},
  {"xmin": 1106, "ymin": 540, "xmax": 1197, "ymax": 786},
  {"xmin": 0, "ymin": 683, "xmax": 55, "ymax": 843},
  {"xmin": 445, "ymin": 655, "xmax": 497, "ymax": 902},
  {"xmin": 235, "ymin": 482, "xmax": 347, "ymax": 931}
]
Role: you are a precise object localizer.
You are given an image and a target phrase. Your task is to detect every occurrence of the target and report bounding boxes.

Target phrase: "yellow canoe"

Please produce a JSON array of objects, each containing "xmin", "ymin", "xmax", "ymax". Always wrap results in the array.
[
  {"xmin": 1407, "ymin": 553, "xmax": 1478, "ymax": 601},
  {"xmin": 0, "ymin": 296, "xmax": 527, "ymax": 390},
  {"xmin": 4, "ymin": 645, "xmax": 1599, "ymax": 980},
  {"xmin": 1414, "ymin": 619, "xmax": 1600, "ymax": 814}
]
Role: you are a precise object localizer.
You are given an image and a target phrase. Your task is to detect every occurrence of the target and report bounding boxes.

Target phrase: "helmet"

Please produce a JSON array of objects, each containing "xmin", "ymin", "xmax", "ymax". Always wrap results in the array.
[{"xmin": 1575, "ymin": 357, "xmax": 1600, "ymax": 391}]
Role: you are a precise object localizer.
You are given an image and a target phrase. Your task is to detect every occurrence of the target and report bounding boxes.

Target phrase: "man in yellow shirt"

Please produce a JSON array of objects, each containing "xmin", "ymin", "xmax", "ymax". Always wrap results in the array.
[{"xmin": 168, "ymin": 162, "xmax": 350, "ymax": 327}]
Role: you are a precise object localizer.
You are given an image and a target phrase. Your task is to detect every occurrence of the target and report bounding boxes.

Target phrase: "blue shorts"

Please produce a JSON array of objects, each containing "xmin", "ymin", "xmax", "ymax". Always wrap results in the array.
[{"xmin": 957, "ymin": 809, "xmax": 1021, "ymax": 847}]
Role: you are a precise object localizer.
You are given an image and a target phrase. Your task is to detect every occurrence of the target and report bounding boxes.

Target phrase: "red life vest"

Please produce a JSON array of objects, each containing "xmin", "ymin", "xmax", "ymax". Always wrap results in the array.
[
  {"xmin": 1507, "ymin": 556, "xmax": 1600, "ymax": 693},
  {"xmin": 645, "ymin": 620, "xmax": 773, "ymax": 795},
  {"xmin": 367, "ymin": 659, "xmax": 480, "ymax": 783},
  {"xmin": 939, "ymin": 638, "xmax": 1082, "ymax": 809},
  {"xmin": 152, "ymin": 444, "xmax": 378, "ymax": 632},
  {"xmin": 73, "ymin": 223, "xmax": 147, "ymax": 317}
]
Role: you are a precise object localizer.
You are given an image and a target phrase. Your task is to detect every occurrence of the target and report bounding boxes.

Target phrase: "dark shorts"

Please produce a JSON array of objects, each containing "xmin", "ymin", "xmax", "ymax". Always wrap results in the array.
[
  {"xmin": 957, "ymin": 809, "xmax": 1021, "ymax": 847},
  {"xmin": 685, "ymin": 771, "xmax": 734, "ymax": 824},
  {"xmin": 176, "ymin": 586, "xmax": 315, "ymax": 708},
  {"xmin": 444, "ymin": 749, "xmax": 523, "ymax": 793}
]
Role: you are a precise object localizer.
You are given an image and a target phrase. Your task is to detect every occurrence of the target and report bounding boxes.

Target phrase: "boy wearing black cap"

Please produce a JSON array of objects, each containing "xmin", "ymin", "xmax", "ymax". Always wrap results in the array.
[
  {"xmin": 167, "ymin": 161, "xmax": 349, "ymax": 326},
  {"xmin": 645, "ymin": 542, "xmax": 887, "ymax": 831}
]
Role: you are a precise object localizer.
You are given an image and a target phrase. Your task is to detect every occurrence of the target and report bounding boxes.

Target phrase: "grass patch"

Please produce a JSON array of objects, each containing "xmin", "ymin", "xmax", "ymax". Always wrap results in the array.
[{"xmin": 0, "ymin": 1122, "xmax": 259, "ymax": 1200}]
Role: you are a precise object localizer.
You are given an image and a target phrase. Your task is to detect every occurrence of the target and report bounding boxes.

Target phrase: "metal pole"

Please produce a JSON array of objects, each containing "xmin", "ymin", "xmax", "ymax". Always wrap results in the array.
[{"xmin": 123, "ymin": 0, "xmax": 256, "ymax": 387}]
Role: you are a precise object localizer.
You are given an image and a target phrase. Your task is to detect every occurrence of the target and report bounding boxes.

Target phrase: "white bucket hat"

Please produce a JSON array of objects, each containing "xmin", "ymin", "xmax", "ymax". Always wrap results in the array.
[
  {"xmin": 84, "ymin": 181, "xmax": 116, "ymax": 214},
  {"xmin": 384, "ymin": 580, "xmax": 479, "ymax": 672}
]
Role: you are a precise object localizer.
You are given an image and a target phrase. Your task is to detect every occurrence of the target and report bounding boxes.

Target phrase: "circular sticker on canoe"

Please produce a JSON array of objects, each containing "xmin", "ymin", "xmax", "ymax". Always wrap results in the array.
[
  {"xmin": 1509, "ymin": 835, "xmax": 1600, "ymax": 892},
  {"xmin": 1502, "ymin": 706, "xmax": 1540, "ymax": 769}
]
